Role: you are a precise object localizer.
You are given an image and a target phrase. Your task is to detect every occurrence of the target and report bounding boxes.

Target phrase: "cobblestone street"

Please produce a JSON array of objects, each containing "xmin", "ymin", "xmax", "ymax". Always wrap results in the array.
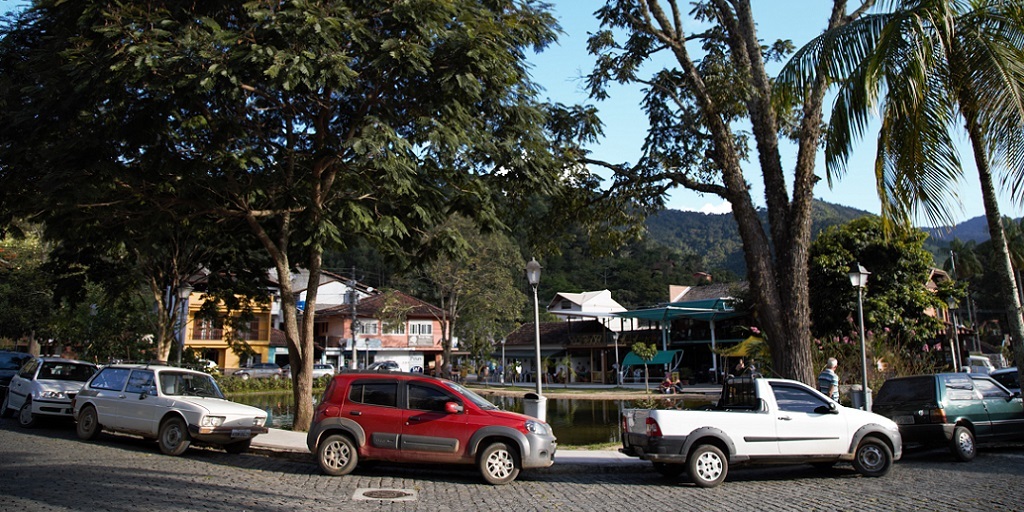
[{"xmin": 2, "ymin": 418, "xmax": 1022, "ymax": 511}]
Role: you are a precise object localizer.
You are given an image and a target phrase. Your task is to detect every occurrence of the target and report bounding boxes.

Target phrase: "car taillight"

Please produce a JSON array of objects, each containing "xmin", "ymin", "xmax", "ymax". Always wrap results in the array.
[
  {"xmin": 646, "ymin": 417, "xmax": 663, "ymax": 437},
  {"xmin": 927, "ymin": 407, "xmax": 947, "ymax": 423}
]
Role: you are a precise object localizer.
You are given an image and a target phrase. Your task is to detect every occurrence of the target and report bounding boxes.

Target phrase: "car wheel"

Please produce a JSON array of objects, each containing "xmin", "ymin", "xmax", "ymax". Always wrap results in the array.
[
  {"xmin": 479, "ymin": 442, "xmax": 520, "ymax": 485},
  {"xmin": 852, "ymin": 437, "xmax": 893, "ymax": 477},
  {"xmin": 77, "ymin": 405, "xmax": 102, "ymax": 440},
  {"xmin": 687, "ymin": 444, "xmax": 728, "ymax": 488},
  {"xmin": 0, "ymin": 392, "xmax": 12, "ymax": 419},
  {"xmin": 317, "ymin": 434, "xmax": 358, "ymax": 476},
  {"xmin": 223, "ymin": 439, "xmax": 252, "ymax": 454},
  {"xmin": 18, "ymin": 398, "xmax": 37, "ymax": 428},
  {"xmin": 949, "ymin": 425, "xmax": 976, "ymax": 462},
  {"xmin": 158, "ymin": 416, "xmax": 191, "ymax": 456},
  {"xmin": 238, "ymin": 373, "xmax": 250, "ymax": 381},
  {"xmin": 653, "ymin": 462, "xmax": 686, "ymax": 479}
]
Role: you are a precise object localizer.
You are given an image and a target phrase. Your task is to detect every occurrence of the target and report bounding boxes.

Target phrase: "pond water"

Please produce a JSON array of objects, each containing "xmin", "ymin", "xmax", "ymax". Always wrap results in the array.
[{"xmin": 229, "ymin": 391, "xmax": 709, "ymax": 446}]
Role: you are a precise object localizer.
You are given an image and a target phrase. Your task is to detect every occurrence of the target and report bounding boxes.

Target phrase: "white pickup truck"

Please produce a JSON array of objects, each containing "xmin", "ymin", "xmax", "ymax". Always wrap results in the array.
[{"xmin": 620, "ymin": 376, "xmax": 902, "ymax": 487}]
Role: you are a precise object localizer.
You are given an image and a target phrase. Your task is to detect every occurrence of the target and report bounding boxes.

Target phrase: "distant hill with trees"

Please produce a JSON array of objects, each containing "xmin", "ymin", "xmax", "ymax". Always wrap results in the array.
[{"xmin": 644, "ymin": 200, "xmax": 872, "ymax": 277}]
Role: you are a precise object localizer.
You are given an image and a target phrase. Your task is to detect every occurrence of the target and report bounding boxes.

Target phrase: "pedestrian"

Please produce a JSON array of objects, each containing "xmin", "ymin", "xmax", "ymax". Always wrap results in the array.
[
  {"xmin": 733, "ymin": 358, "xmax": 745, "ymax": 376},
  {"xmin": 818, "ymin": 357, "xmax": 840, "ymax": 401}
]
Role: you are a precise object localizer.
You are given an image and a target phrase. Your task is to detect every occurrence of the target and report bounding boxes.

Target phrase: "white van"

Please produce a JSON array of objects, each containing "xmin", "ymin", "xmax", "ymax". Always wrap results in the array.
[{"xmin": 966, "ymin": 355, "xmax": 994, "ymax": 374}]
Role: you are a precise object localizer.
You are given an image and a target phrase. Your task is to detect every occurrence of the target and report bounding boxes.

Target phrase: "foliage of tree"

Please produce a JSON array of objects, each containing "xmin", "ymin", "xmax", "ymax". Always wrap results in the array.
[
  {"xmin": 0, "ymin": 0, "xmax": 589, "ymax": 431},
  {"xmin": 0, "ymin": 227, "xmax": 54, "ymax": 349},
  {"xmin": 631, "ymin": 342, "xmax": 657, "ymax": 394},
  {"xmin": 580, "ymin": 1, "xmax": 878, "ymax": 384},
  {"xmin": 781, "ymin": 0, "xmax": 1024, "ymax": 387},
  {"xmin": 809, "ymin": 216, "xmax": 945, "ymax": 348}
]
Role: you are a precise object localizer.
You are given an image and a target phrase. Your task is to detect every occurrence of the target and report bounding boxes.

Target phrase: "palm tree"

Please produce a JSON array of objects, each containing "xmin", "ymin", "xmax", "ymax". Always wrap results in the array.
[{"xmin": 779, "ymin": 0, "xmax": 1024, "ymax": 382}]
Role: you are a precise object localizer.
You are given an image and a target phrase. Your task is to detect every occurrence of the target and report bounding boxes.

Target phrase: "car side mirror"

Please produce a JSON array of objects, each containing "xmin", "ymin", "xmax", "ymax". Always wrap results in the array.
[
  {"xmin": 814, "ymin": 402, "xmax": 838, "ymax": 415},
  {"xmin": 445, "ymin": 402, "xmax": 463, "ymax": 414}
]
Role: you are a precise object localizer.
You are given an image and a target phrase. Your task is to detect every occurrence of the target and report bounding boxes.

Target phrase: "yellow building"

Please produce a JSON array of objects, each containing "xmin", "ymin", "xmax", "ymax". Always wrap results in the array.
[{"xmin": 181, "ymin": 291, "xmax": 273, "ymax": 371}]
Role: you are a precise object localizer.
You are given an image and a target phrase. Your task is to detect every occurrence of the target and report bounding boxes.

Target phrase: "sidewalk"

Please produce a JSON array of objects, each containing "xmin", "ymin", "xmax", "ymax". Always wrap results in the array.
[{"xmin": 250, "ymin": 428, "xmax": 649, "ymax": 473}]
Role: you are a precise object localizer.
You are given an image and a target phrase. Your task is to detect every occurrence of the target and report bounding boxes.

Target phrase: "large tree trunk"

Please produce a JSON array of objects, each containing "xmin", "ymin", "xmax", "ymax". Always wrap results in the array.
[{"xmin": 962, "ymin": 105, "xmax": 1024, "ymax": 391}]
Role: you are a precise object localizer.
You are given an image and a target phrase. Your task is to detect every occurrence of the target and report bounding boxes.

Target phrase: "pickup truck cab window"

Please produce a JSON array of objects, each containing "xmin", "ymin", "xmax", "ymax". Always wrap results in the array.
[{"xmin": 770, "ymin": 383, "xmax": 829, "ymax": 414}]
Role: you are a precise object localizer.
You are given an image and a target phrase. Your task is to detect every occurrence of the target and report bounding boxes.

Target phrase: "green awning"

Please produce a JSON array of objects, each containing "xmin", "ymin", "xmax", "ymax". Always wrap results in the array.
[
  {"xmin": 616, "ymin": 298, "xmax": 741, "ymax": 322},
  {"xmin": 622, "ymin": 349, "xmax": 682, "ymax": 367}
]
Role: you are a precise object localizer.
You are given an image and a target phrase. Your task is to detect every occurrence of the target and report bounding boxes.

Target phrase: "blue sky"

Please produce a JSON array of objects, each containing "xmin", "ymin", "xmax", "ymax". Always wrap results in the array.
[
  {"xmin": 2, "ymin": 0, "xmax": 1017, "ymax": 224},
  {"xmin": 530, "ymin": 1, "xmax": 1020, "ymax": 224}
]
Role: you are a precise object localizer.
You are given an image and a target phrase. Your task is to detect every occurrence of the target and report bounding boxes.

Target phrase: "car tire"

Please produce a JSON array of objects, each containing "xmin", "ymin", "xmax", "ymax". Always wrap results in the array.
[
  {"xmin": 158, "ymin": 416, "xmax": 191, "ymax": 456},
  {"xmin": 479, "ymin": 442, "xmax": 521, "ymax": 485},
  {"xmin": 238, "ymin": 373, "xmax": 250, "ymax": 381},
  {"xmin": 317, "ymin": 434, "xmax": 358, "ymax": 476},
  {"xmin": 852, "ymin": 437, "xmax": 893, "ymax": 477},
  {"xmin": 687, "ymin": 444, "xmax": 728, "ymax": 488},
  {"xmin": 77, "ymin": 405, "xmax": 102, "ymax": 440},
  {"xmin": 223, "ymin": 439, "xmax": 252, "ymax": 454},
  {"xmin": 18, "ymin": 398, "xmax": 37, "ymax": 428},
  {"xmin": 0, "ymin": 392, "xmax": 12, "ymax": 419},
  {"xmin": 653, "ymin": 462, "xmax": 686, "ymax": 479},
  {"xmin": 949, "ymin": 425, "xmax": 976, "ymax": 462}
]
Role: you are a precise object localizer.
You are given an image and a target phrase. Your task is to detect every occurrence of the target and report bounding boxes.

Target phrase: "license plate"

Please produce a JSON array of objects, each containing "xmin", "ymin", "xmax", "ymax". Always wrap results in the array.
[
  {"xmin": 894, "ymin": 415, "xmax": 914, "ymax": 425},
  {"xmin": 230, "ymin": 429, "xmax": 251, "ymax": 438}
]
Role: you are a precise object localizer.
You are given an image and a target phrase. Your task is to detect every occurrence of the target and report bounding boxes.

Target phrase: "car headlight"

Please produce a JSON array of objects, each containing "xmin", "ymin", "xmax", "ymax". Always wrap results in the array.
[
  {"xmin": 525, "ymin": 420, "xmax": 549, "ymax": 435},
  {"xmin": 41, "ymin": 391, "xmax": 67, "ymax": 399},
  {"xmin": 201, "ymin": 416, "xmax": 225, "ymax": 428}
]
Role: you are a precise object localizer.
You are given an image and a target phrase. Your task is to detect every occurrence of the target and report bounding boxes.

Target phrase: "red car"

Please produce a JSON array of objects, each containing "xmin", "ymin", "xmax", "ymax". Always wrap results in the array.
[{"xmin": 306, "ymin": 372, "xmax": 557, "ymax": 484}]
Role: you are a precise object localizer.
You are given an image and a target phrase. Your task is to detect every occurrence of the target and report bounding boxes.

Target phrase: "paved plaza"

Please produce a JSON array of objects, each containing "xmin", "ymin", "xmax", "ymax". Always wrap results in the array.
[{"xmin": 1, "ymin": 418, "xmax": 1022, "ymax": 511}]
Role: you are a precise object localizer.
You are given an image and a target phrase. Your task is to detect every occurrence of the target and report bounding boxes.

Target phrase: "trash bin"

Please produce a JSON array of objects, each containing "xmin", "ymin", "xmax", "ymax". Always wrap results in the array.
[
  {"xmin": 849, "ymin": 385, "xmax": 872, "ymax": 411},
  {"xmin": 522, "ymin": 393, "xmax": 547, "ymax": 422}
]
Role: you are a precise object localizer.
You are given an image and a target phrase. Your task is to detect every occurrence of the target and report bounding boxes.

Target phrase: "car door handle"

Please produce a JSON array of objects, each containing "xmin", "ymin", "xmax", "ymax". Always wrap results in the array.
[
  {"xmin": 349, "ymin": 411, "xmax": 361, "ymax": 416},
  {"xmin": 408, "ymin": 416, "xmax": 424, "ymax": 423},
  {"xmin": 778, "ymin": 416, "xmax": 792, "ymax": 421}
]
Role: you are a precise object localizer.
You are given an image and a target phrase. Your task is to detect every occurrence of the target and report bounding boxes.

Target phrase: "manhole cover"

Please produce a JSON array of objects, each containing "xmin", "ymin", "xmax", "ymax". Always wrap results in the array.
[{"xmin": 353, "ymin": 488, "xmax": 418, "ymax": 502}]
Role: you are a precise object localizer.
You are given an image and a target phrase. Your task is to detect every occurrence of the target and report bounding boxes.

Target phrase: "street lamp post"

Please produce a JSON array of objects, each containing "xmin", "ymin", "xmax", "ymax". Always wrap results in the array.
[
  {"xmin": 349, "ymin": 286, "xmax": 359, "ymax": 370},
  {"xmin": 176, "ymin": 283, "xmax": 193, "ymax": 366},
  {"xmin": 500, "ymin": 338, "xmax": 506, "ymax": 385},
  {"xmin": 525, "ymin": 258, "xmax": 546, "ymax": 421},
  {"xmin": 947, "ymin": 298, "xmax": 961, "ymax": 372},
  {"xmin": 848, "ymin": 264, "xmax": 871, "ymax": 411},
  {"xmin": 612, "ymin": 331, "xmax": 620, "ymax": 386}
]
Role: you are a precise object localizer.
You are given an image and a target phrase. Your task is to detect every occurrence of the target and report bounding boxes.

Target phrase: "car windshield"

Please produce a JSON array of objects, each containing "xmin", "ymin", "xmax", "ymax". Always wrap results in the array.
[
  {"xmin": 38, "ymin": 362, "xmax": 96, "ymax": 382},
  {"xmin": 445, "ymin": 381, "xmax": 499, "ymax": 410},
  {"xmin": 159, "ymin": 371, "xmax": 224, "ymax": 398}
]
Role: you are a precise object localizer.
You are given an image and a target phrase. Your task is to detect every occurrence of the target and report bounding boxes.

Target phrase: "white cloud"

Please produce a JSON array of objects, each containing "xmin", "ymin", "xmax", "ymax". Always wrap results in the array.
[{"xmin": 698, "ymin": 201, "xmax": 732, "ymax": 215}]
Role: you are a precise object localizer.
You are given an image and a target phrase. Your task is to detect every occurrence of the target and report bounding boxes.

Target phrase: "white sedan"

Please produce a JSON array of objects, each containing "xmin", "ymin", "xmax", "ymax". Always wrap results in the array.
[
  {"xmin": 73, "ymin": 363, "xmax": 268, "ymax": 455},
  {"xmin": 1, "ymin": 357, "xmax": 97, "ymax": 427}
]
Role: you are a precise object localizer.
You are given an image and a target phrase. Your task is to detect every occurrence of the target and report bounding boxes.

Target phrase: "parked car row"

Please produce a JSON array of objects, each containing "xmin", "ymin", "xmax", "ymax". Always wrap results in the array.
[{"xmin": 1, "ymin": 357, "xmax": 269, "ymax": 457}]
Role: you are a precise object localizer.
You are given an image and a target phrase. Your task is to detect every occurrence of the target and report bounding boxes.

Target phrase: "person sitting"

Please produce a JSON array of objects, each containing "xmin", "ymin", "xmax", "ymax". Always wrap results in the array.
[
  {"xmin": 660, "ymin": 375, "xmax": 676, "ymax": 394},
  {"xmin": 673, "ymin": 377, "xmax": 685, "ymax": 394}
]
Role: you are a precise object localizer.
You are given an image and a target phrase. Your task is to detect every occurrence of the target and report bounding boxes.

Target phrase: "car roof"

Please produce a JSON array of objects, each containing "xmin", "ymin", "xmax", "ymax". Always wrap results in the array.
[
  {"xmin": 101, "ymin": 363, "xmax": 205, "ymax": 375},
  {"xmin": 36, "ymin": 357, "xmax": 96, "ymax": 365},
  {"xmin": 991, "ymin": 367, "xmax": 1018, "ymax": 374}
]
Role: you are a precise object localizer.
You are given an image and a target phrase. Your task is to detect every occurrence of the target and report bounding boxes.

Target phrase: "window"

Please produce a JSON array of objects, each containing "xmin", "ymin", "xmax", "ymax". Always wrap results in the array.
[
  {"xmin": 409, "ymin": 323, "xmax": 432, "ymax": 335},
  {"xmin": 357, "ymin": 322, "xmax": 379, "ymax": 335},
  {"xmin": 973, "ymin": 377, "xmax": 1010, "ymax": 399},
  {"xmin": 348, "ymin": 381, "xmax": 398, "ymax": 408},
  {"xmin": 125, "ymin": 370, "xmax": 156, "ymax": 395},
  {"xmin": 38, "ymin": 362, "xmax": 95, "ymax": 382},
  {"xmin": 90, "ymin": 368, "xmax": 131, "ymax": 392},
  {"xmin": 944, "ymin": 374, "xmax": 975, "ymax": 401},
  {"xmin": 408, "ymin": 383, "xmax": 456, "ymax": 413},
  {"xmin": 236, "ymin": 319, "xmax": 266, "ymax": 341},
  {"xmin": 18, "ymin": 359, "xmax": 39, "ymax": 379},
  {"xmin": 771, "ymin": 383, "xmax": 829, "ymax": 414},
  {"xmin": 194, "ymin": 317, "xmax": 224, "ymax": 340},
  {"xmin": 383, "ymin": 322, "xmax": 406, "ymax": 335}
]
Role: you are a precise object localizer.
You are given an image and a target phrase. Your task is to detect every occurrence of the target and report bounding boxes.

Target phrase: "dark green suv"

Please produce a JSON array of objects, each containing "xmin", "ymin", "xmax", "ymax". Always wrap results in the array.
[{"xmin": 873, "ymin": 373, "xmax": 1024, "ymax": 461}]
